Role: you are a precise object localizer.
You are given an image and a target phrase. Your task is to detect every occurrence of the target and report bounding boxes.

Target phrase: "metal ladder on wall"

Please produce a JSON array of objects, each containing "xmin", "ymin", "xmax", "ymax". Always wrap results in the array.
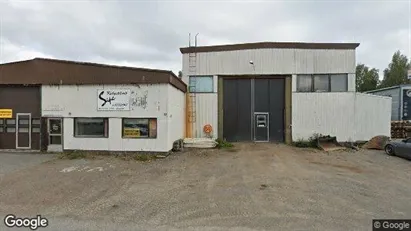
[{"xmin": 188, "ymin": 33, "xmax": 198, "ymax": 137}]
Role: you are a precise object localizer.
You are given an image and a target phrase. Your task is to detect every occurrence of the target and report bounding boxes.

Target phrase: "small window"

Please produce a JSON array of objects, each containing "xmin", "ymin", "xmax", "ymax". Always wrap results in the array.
[
  {"xmin": 313, "ymin": 75, "xmax": 329, "ymax": 92},
  {"xmin": 32, "ymin": 119, "xmax": 41, "ymax": 125},
  {"xmin": 330, "ymin": 74, "xmax": 348, "ymax": 92},
  {"xmin": 18, "ymin": 127, "xmax": 29, "ymax": 133},
  {"xmin": 0, "ymin": 127, "xmax": 3, "ymax": 132},
  {"xmin": 19, "ymin": 119, "xmax": 29, "ymax": 125},
  {"xmin": 32, "ymin": 127, "xmax": 40, "ymax": 133},
  {"xmin": 297, "ymin": 74, "xmax": 348, "ymax": 92},
  {"xmin": 6, "ymin": 127, "xmax": 16, "ymax": 133},
  {"xmin": 189, "ymin": 76, "xmax": 213, "ymax": 93},
  {"xmin": 297, "ymin": 75, "xmax": 312, "ymax": 92},
  {"xmin": 122, "ymin": 118, "xmax": 157, "ymax": 138},
  {"xmin": 74, "ymin": 118, "xmax": 108, "ymax": 138},
  {"xmin": 0, "ymin": 119, "xmax": 3, "ymax": 125},
  {"xmin": 6, "ymin": 119, "xmax": 16, "ymax": 125}
]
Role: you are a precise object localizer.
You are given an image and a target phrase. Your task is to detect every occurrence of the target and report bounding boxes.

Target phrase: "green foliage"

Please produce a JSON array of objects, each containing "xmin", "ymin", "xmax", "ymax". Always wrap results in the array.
[
  {"xmin": 215, "ymin": 138, "xmax": 234, "ymax": 148},
  {"xmin": 292, "ymin": 134, "xmax": 320, "ymax": 148},
  {"xmin": 356, "ymin": 64, "xmax": 380, "ymax": 92},
  {"xmin": 379, "ymin": 51, "xmax": 411, "ymax": 88}
]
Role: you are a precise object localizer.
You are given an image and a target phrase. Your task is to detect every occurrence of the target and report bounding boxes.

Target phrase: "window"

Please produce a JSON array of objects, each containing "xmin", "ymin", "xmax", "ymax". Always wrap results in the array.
[
  {"xmin": 330, "ymin": 74, "xmax": 348, "ymax": 92},
  {"xmin": 122, "ymin": 118, "xmax": 157, "ymax": 138},
  {"xmin": 6, "ymin": 119, "xmax": 16, "ymax": 125},
  {"xmin": 297, "ymin": 75, "xmax": 312, "ymax": 92},
  {"xmin": 297, "ymin": 74, "xmax": 348, "ymax": 92},
  {"xmin": 31, "ymin": 118, "xmax": 41, "ymax": 133},
  {"xmin": 189, "ymin": 76, "xmax": 214, "ymax": 93},
  {"xmin": 0, "ymin": 119, "xmax": 3, "ymax": 133},
  {"xmin": 74, "ymin": 118, "xmax": 108, "ymax": 138}
]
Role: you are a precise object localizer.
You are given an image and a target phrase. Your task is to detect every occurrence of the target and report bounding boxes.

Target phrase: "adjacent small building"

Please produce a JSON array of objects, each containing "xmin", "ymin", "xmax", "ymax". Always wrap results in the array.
[
  {"xmin": 181, "ymin": 42, "xmax": 392, "ymax": 142},
  {"xmin": 0, "ymin": 58, "xmax": 186, "ymax": 152},
  {"xmin": 366, "ymin": 84, "xmax": 411, "ymax": 121}
]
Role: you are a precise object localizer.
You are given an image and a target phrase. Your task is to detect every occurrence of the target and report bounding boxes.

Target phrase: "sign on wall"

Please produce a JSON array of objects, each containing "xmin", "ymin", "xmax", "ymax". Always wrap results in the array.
[
  {"xmin": 97, "ymin": 89, "xmax": 131, "ymax": 111},
  {"xmin": 0, "ymin": 109, "xmax": 12, "ymax": 118},
  {"xmin": 408, "ymin": 70, "xmax": 411, "ymax": 80}
]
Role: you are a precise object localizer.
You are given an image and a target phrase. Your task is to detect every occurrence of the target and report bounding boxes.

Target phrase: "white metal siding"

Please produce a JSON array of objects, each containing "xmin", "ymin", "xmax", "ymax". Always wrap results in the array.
[
  {"xmin": 167, "ymin": 85, "xmax": 185, "ymax": 147},
  {"xmin": 292, "ymin": 92, "xmax": 391, "ymax": 142},
  {"xmin": 354, "ymin": 94, "xmax": 392, "ymax": 141},
  {"xmin": 367, "ymin": 88, "xmax": 400, "ymax": 120},
  {"xmin": 183, "ymin": 48, "xmax": 356, "ymax": 75},
  {"xmin": 42, "ymin": 84, "xmax": 185, "ymax": 152},
  {"xmin": 192, "ymin": 93, "xmax": 218, "ymax": 138}
]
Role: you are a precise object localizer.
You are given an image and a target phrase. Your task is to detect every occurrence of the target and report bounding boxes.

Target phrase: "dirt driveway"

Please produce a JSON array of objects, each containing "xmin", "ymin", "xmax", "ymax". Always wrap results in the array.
[{"xmin": 0, "ymin": 144, "xmax": 410, "ymax": 231}]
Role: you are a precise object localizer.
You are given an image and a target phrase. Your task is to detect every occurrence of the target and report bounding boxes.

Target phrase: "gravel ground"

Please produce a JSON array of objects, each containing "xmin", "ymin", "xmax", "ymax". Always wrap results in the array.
[
  {"xmin": 0, "ymin": 152, "xmax": 56, "ymax": 178},
  {"xmin": 0, "ymin": 144, "xmax": 410, "ymax": 231}
]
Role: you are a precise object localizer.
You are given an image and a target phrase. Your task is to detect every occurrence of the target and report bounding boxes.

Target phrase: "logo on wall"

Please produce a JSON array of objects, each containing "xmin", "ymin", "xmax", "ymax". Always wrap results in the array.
[
  {"xmin": 97, "ymin": 89, "xmax": 131, "ymax": 111},
  {"xmin": 406, "ymin": 90, "xmax": 411, "ymax": 98}
]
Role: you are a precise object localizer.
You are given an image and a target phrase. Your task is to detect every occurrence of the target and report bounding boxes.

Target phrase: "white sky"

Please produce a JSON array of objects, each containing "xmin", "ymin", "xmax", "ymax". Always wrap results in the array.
[{"xmin": 0, "ymin": 0, "xmax": 410, "ymax": 78}]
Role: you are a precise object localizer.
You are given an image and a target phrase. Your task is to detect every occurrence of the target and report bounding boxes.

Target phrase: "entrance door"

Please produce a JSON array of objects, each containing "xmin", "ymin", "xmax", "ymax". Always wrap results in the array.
[
  {"xmin": 223, "ymin": 79, "xmax": 252, "ymax": 142},
  {"xmin": 254, "ymin": 79, "xmax": 285, "ymax": 142},
  {"xmin": 47, "ymin": 118, "xmax": 63, "ymax": 152},
  {"xmin": 16, "ymin": 113, "xmax": 31, "ymax": 149}
]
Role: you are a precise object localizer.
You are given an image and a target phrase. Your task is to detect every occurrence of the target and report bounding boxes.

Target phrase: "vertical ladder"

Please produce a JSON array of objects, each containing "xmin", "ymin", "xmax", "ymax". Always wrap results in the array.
[
  {"xmin": 188, "ymin": 52, "xmax": 197, "ymax": 124},
  {"xmin": 188, "ymin": 33, "xmax": 198, "ymax": 137}
]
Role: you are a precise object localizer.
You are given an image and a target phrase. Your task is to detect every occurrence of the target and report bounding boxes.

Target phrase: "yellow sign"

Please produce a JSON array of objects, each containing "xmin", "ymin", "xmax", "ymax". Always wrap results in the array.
[
  {"xmin": 123, "ymin": 128, "xmax": 140, "ymax": 138},
  {"xmin": 0, "ymin": 109, "xmax": 12, "ymax": 118}
]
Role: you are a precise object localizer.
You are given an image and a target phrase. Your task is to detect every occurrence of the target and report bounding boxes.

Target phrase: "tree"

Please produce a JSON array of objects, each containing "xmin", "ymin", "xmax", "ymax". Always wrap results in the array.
[
  {"xmin": 355, "ymin": 64, "xmax": 380, "ymax": 92},
  {"xmin": 178, "ymin": 71, "xmax": 183, "ymax": 78},
  {"xmin": 379, "ymin": 51, "xmax": 411, "ymax": 88}
]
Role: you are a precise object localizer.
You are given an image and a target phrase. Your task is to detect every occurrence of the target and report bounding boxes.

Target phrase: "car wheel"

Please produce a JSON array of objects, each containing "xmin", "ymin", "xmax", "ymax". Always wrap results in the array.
[{"xmin": 385, "ymin": 144, "xmax": 395, "ymax": 156}]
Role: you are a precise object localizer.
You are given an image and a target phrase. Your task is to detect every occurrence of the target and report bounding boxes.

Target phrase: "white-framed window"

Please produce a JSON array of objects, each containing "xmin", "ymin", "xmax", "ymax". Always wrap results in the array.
[
  {"xmin": 74, "ymin": 118, "xmax": 108, "ymax": 138},
  {"xmin": 189, "ymin": 76, "xmax": 214, "ymax": 93},
  {"xmin": 122, "ymin": 118, "xmax": 157, "ymax": 138},
  {"xmin": 297, "ymin": 74, "xmax": 348, "ymax": 92}
]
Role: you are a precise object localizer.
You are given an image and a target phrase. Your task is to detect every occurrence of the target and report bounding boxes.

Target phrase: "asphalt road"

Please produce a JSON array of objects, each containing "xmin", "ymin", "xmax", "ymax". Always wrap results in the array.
[{"xmin": 0, "ymin": 144, "xmax": 410, "ymax": 231}]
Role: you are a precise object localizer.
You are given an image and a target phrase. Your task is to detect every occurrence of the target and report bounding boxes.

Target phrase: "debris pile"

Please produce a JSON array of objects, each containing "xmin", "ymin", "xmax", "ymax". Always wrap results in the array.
[{"xmin": 362, "ymin": 135, "xmax": 390, "ymax": 150}]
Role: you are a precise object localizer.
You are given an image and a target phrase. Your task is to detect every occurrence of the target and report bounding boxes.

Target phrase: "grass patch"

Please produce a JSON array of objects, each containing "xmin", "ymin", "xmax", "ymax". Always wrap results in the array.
[
  {"xmin": 215, "ymin": 138, "xmax": 234, "ymax": 149},
  {"xmin": 292, "ymin": 134, "xmax": 320, "ymax": 148}
]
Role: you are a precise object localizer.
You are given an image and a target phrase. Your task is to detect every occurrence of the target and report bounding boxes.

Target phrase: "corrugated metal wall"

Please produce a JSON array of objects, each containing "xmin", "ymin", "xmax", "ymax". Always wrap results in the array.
[
  {"xmin": 182, "ymin": 48, "xmax": 356, "ymax": 76},
  {"xmin": 292, "ymin": 92, "xmax": 391, "ymax": 142},
  {"xmin": 192, "ymin": 94, "xmax": 218, "ymax": 138},
  {"xmin": 182, "ymin": 47, "xmax": 357, "ymax": 139}
]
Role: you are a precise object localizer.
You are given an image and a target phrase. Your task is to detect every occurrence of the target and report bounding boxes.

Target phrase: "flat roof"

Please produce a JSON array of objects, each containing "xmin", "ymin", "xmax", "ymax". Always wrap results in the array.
[
  {"xmin": 180, "ymin": 42, "xmax": 360, "ymax": 54},
  {"xmin": 0, "ymin": 58, "xmax": 186, "ymax": 92}
]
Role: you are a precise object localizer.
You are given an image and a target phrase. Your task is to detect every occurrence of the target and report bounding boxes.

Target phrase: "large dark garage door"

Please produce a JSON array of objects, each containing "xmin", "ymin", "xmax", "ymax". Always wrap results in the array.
[{"xmin": 223, "ymin": 78, "xmax": 284, "ymax": 142}]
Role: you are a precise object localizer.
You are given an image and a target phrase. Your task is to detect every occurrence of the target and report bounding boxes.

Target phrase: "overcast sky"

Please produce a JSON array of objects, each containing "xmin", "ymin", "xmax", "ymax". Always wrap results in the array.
[{"xmin": 0, "ymin": 0, "xmax": 410, "ymax": 78}]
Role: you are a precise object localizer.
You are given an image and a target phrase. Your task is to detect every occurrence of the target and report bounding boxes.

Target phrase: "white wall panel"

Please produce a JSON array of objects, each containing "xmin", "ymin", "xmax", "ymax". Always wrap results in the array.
[
  {"xmin": 42, "ymin": 84, "xmax": 185, "ymax": 152},
  {"xmin": 183, "ymin": 48, "xmax": 356, "ymax": 76},
  {"xmin": 354, "ymin": 94, "xmax": 392, "ymax": 141},
  {"xmin": 192, "ymin": 93, "xmax": 218, "ymax": 138},
  {"xmin": 167, "ymin": 85, "xmax": 185, "ymax": 147},
  {"xmin": 292, "ymin": 92, "xmax": 391, "ymax": 142}
]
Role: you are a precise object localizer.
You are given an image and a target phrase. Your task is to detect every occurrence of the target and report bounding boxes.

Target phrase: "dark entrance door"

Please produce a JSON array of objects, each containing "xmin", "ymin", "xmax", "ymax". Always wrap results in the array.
[
  {"xmin": 223, "ymin": 79, "xmax": 252, "ymax": 142},
  {"xmin": 222, "ymin": 78, "xmax": 285, "ymax": 142},
  {"xmin": 254, "ymin": 79, "xmax": 285, "ymax": 142}
]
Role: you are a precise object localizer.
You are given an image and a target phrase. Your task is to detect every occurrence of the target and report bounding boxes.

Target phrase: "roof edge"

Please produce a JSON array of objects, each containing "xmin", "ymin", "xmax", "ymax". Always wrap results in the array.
[
  {"xmin": 365, "ymin": 85, "xmax": 403, "ymax": 93},
  {"xmin": 180, "ymin": 42, "xmax": 360, "ymax": 54},
  {"xmin": 34, "ymin": 57, "xmax": 175, "ymax": 75}
]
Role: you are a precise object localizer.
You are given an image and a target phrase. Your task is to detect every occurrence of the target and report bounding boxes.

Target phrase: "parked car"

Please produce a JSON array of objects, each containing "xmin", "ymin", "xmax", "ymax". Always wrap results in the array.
[{"xmin": 384, "ymin": 138, "xmax": 411, "ymax": 160}]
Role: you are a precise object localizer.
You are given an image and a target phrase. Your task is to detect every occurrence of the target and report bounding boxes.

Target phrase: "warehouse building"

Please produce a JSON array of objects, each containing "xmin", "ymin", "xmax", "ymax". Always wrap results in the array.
[
  {"xmin": 0, "ymin": 58, "xmax": 186, "ymax": 152},
  {"xmin": 181, "ymin": 42, "xmax": 392, "ymax": 143},
  {"xmin": 366, "ymin": 84, "xmax": 411, "ymax": 121}
]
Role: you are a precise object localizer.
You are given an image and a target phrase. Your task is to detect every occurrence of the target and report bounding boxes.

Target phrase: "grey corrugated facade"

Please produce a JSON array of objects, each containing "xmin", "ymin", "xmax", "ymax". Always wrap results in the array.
[{"xmin": 366, "ymin": 84, "xmax": 411, "ymax": 121}]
